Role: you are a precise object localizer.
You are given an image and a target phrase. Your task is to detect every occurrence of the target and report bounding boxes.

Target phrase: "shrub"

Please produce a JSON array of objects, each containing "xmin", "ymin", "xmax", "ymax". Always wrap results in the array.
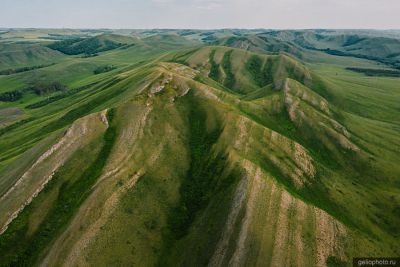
[
  {"xmin": 326, "ymin": 256, "xmax": 347, "ymax": 267},
  {"xmin": 29, "ymin": 81, "xmax": 67, "ymax": 96},
  {"xmin": 208, "ymin": 49, "xmax": 220, "ymax": 81},
  {"xmin": 221, "ymin": 50, "xmax": 235, "ymax": 89},
  {"xmin": 246, "ymin": 55, "xmax": 273, "ymax": 87},
  {"xmin": 0, "ymin": 90, "xmax": 23, "ymax": 102},
  {"xmin": 0, "ymin": 63, "xmax": 54, "ymax": 75},
  {"xmin": 346, "ymin": 67, "xmax": 400, "ymax": 77},
  {"xmin": 48, "ymin": 37, "xmax": 124, "ymax": 55},
  {"xmin": 94, "ymin": 65, "xmax": 116, "ymax": 74}
]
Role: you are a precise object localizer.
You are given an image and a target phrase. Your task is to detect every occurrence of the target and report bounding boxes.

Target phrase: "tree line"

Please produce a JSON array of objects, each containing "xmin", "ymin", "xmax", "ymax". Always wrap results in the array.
[{"xmin": 0, "ymin": 81, "xmax": 67, "ymax": 102}]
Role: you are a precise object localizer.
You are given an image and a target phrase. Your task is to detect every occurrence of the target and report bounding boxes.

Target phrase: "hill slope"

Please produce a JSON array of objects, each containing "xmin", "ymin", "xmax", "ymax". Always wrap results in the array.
[
  {"xmin": 213, "ymin": 35, "xmax": 305, "ymax": 59},
  {"xmin": 0, "ymin": 43, "xmax": 64, "ymax": 70}
]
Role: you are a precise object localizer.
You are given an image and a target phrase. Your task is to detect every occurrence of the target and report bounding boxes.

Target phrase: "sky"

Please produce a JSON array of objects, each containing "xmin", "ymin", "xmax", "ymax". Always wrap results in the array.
[{"xmin": 1, "ymin": 0, "xmax": 399, "ymax": 29}]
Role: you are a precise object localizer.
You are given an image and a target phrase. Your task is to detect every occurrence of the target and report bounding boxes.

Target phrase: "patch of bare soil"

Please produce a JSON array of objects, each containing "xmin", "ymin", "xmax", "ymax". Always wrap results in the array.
[{"xmin": 314, "ymin": 208, "xmax": 347, "ymax": 267}]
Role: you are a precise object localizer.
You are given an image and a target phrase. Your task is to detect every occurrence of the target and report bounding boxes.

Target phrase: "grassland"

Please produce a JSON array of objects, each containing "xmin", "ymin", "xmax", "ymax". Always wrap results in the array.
[{"xmin": 0, "ymin": 29, "xmax": 399, "ymax": 267}]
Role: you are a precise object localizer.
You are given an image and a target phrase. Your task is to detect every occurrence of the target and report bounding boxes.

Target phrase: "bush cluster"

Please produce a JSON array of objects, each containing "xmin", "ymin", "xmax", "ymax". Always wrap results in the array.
[{"xmin": 0, "ymin": 90, "xmax": 23, "ymax": 102}]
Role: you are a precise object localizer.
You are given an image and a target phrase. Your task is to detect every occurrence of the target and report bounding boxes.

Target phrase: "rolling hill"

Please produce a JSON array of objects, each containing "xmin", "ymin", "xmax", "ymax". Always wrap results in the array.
[
  {"xmin": 212, "ymin": 35, "xmax": 305, "ymax": 59},
  {"xmin": 0, "ymin": 43, "xmax": 64, "ymax": 70},
  {"xmin": 47, "ymin": 34, "xmax": 141, "ymax": 56},
  {"xmin": 263, "ymin": 30, "xmax": 400, "ymax": 68},
  {"xmin": 0, "ymin": 30, "xmax": 399, "ymax": 267}
]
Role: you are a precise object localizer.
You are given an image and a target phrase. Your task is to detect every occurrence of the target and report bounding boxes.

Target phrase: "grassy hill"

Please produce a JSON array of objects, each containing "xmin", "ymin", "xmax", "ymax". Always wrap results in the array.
[
  {"xmin": 47, "ymin": 34, "xmax": 140, "ymax": 56},
  {"xmin": 213, "ymin": 35, "xmax": 305, "ymax": 59},
  {"xmin": 0, "ymin": 43, "xmax": 64, "ymax": 70},
  {"xmin": 0, "ymin": 30, "xmax": 399, "ymax": 267},
  {"xmin": 143, "ymin": 34, "xmax": 202, "ymax": 50},
  {"xmin": 263, "ymin": 30, "xmax": 400, "ymax": 69}
]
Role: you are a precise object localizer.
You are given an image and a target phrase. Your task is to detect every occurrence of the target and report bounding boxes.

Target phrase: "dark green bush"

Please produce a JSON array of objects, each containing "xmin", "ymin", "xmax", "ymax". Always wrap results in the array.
[
  {"xmin": 25, "ymin": 81, "xmax": 99, "ymax": 109},
  {"xmin": 29, "ymin": 81, "xmax": 67, "ymax": 96},
  {"xmin": 48, "ymin": 37, "xmax": 124, "ymax": 55},
  {"xmin": 246, "ymin": 55, "xmax": 273, "ymax": 87},
  {"xmin": 346, "ymin": 67, "xmax": 400, "ymax": 77},
  {"xmin": 0, "ymin": 118, "xmax": 34, "ymax": 136},
  {"xmin": 0, "ymin": 63, "xmax": 54, "ymax": 75},
  {"xmin": 168, "ymin": 95, "xmax": 223, "ymax": 239},
  {"xmin": 208, "ymin": 49, "xmax": 220, "ymax": 81},
  {"xmin": 221, "ymin": 50, "xmax": 235, "ymax": 89},
  {"xmin": 0, "ymin": 90, "xmax": 23, "ymax": 102},
  {"xmin": 326, "ymin": 256, "xmax": 347, "ymax": 267},
  {"xmin": 94, "ymin": 65, "xmax": 116, "ymax": 74}
]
